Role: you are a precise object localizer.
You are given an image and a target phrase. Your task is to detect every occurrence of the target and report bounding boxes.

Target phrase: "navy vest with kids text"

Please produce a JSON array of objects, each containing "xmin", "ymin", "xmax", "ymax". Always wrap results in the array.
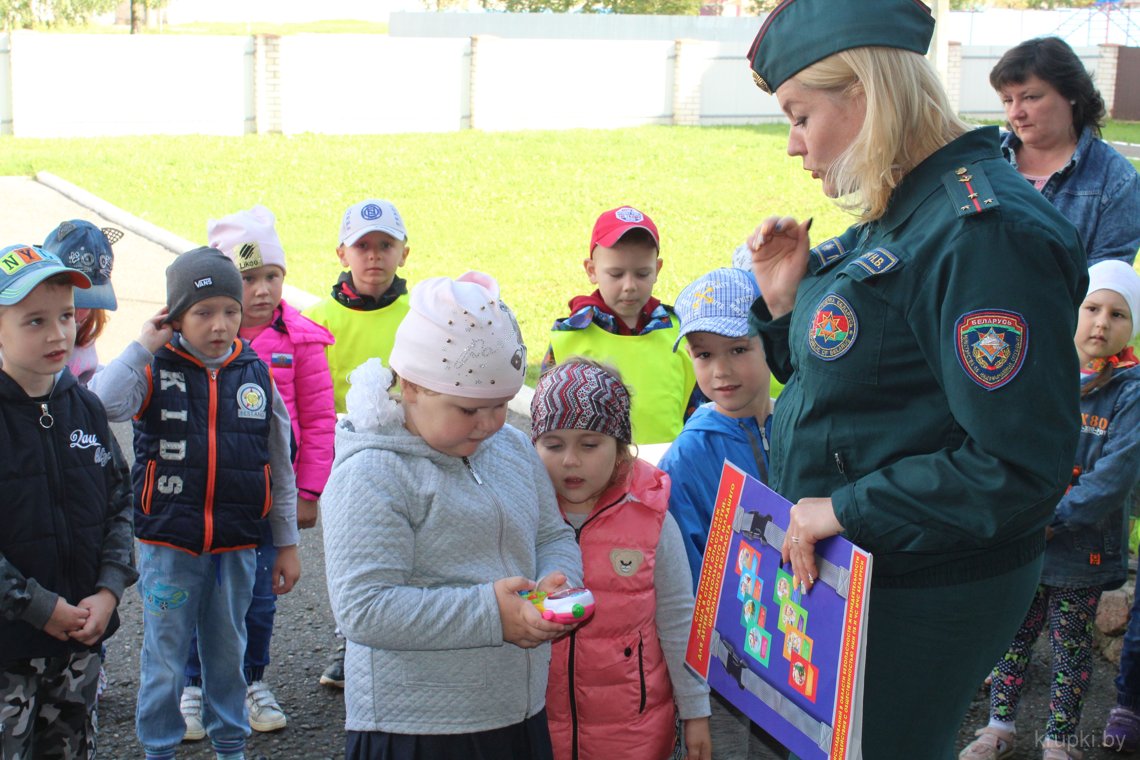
[{"xmin": 133, "ymin": 337, "xmax": 273, "ymax": 555}]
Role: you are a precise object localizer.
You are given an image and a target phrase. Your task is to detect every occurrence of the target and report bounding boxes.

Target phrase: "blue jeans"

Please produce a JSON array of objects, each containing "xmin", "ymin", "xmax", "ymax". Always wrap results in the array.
[
  {"xmin": 1117, "ymin": 569, "xmax": 1140, "ymax": 708},
  {"xmin": 135, "ymin": 542, "xmax": 256, "ymax": 755},
  {"xmin": 186, "ymin": 521, "xmax": 278, "ymax": 684}
]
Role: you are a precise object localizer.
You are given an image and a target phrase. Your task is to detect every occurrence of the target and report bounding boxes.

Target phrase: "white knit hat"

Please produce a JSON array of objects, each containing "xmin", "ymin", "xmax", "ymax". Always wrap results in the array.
[
  {"xmin": 389, "ymin": 272, "xmax": 527, "ymax": 399},
  {"xmin": 1087, "ymin": 260, "xmax": 1140, "ymax": 339},
  {"xmin": 208, "ymin": 205, "xmax": 287, "ymax": 274}
]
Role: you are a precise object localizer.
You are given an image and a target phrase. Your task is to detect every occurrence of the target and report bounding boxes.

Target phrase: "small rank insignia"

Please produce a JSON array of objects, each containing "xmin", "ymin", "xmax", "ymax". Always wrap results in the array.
[
  {"xmin": 942, "ymin": 165, "xmax": 1000, "ymax": 218},
  {"xmin": 236, "ymin": 382, "xmax": 268, "ymax": 420},
  {"xmin": 271, "ymin": 352, "xmax": 293, "ymax": 368},
  {"xmin": 851, "ymin": 248, "xmax": 899, "ymax": 276},
  {"xmin": 955, "ymin": 309, "xmax": 1028, "ymax": 390},
  {"xmin": 807, "ymin": 294, "xmax": 857, "ymax": 360},
  {"xmin": 810, "ymin": 237, "xmax": 847, "ymax": 271}
]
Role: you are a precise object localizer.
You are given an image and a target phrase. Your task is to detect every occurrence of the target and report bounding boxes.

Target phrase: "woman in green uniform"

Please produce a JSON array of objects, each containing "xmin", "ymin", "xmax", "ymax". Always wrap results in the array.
[{"xmin": 741, "ymin": 1, "xmax": 1088, "ymax": 756}]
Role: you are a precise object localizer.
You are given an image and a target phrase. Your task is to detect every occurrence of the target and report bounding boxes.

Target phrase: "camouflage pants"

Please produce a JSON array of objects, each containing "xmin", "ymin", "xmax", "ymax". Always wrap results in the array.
[{"xmin": 0, "ymin": 650, "xmax": 100, "ymax": 760}]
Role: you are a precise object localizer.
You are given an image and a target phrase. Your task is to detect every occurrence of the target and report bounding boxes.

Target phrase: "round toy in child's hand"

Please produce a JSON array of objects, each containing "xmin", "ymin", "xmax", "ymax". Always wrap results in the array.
[{"xmin": 539, "ymin": 587, "xmax": 596, "ymax": 624}]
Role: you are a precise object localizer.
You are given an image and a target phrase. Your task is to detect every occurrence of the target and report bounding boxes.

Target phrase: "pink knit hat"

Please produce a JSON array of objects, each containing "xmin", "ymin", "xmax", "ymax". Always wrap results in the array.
[
  {"xmin": 389, "ymin": 271, "xmax": 527, "ymax": 399},
  {"xmin": 208, "ymin": 205, "xmax": 287, "ymax": 274}
]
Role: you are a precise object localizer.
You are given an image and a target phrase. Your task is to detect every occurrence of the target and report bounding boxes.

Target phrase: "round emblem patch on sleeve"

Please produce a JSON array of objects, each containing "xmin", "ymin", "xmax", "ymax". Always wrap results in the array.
[
  {"xmin": 807, "ymin": 293, "xmax": 858, "ymax": 360},
  {"xmin": 955, "ymin": 309, "xmax": 1028, "ymax": 391},
  {"xmin": 237, "ymin": 383, "xmax": 268, "ymax": 420}
]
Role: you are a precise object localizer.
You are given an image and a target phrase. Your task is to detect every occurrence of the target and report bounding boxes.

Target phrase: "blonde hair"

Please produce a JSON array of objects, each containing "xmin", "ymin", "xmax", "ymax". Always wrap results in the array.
[{"xmin": 796, "ymin": 47, "xmax": 970, "ymax": 223}]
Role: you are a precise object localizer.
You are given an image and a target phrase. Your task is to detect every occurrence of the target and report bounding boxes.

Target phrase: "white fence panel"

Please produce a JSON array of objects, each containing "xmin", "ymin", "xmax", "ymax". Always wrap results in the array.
[
  {"xmin": 471, "ymin": 37, "xmax": 674, "ymax": 131},
  {"xmin": 277, "ymin": 35, "xmax": 469, "ymax": 134},
  {"xmin": 8, "ymin": 31, "xmax": 250, "ymax": 137},
  {"xmin": 0, "ymin": 34, "xmax": 11, "ymax": 135},
  {"xmin": 696, "ymin": 42, "xmax": 782, "ymax": 124}
]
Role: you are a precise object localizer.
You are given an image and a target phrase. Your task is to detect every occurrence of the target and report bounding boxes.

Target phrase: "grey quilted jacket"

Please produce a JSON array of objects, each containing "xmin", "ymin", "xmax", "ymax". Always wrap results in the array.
[{"xmin": 322, "ymin": 416, "xmax": 583, "ymax": 734}]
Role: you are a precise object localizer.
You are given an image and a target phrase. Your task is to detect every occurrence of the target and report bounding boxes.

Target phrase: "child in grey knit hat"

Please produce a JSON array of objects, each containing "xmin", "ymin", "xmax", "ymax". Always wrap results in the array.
[{"xmin": 89, "ymin": 246, "xmax": 301, "ymax": 760}]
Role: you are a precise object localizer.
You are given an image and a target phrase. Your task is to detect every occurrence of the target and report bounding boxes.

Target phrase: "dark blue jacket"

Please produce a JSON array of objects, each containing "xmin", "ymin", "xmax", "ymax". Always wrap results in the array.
[
  {"xmin": 133, "ymin": 337, "xmax": 273, "ymax": 555},
  {"xmin": 1045, "ymin": 360, "xmax": 1140, "ymax": 590},
  {"xmin": 0, "ymin": 369, "xmax": 135, "ymax": 664}
]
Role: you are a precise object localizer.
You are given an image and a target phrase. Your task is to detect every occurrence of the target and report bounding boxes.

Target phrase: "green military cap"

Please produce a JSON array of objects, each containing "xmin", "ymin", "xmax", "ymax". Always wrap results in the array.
[{"xmin": 747, "ymin": 0, "xmax": 936, "ymax": 95}]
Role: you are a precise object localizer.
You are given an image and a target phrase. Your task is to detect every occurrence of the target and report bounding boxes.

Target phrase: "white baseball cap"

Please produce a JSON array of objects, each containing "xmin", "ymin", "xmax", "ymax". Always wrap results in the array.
[{"xmin": 339, "ymin": 199, "xmax": 407, "ymax": 246}]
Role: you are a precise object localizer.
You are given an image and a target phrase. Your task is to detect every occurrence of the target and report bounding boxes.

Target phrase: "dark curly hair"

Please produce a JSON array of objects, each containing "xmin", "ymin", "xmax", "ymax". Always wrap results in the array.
[{"xmin": 989, "ymin": 36, "xmax": 1106, "ymax": 138}]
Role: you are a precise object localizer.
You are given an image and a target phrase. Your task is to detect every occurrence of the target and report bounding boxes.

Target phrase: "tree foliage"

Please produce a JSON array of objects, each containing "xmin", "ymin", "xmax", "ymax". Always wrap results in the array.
[
  {"xmin": 484, "ymin": 0, "xmax": 700, "ymax": 15},
  {"xmin": 1, "ymin": 0, "xmax": 117, "ymax": 29}
]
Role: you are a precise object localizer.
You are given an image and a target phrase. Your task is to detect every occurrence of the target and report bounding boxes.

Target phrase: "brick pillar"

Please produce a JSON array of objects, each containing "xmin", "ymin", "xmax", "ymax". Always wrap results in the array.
[
  {"xmin": 254, "ymin": 34, "xmax": 282, "ymax": 134},
  {"xmin": 947, "ymin": 41, "xmax": 962, "ymax": 115},
  {"xmin": 1097, "ymin": 43, "xmax": 1119, "ymax": 119},
  {"xmin": 672, "ymin": 39, "xmax": 704, "ymax": 127}
]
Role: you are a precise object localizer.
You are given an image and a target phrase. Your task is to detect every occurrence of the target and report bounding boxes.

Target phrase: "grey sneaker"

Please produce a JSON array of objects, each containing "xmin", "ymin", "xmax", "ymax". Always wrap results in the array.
[
  {"xmin": 319, "ymin": 643, "xmax": 345, "ymax": 688},
  {"xmin": 246, "ymin": 680, "xmax": 287, "ymax": 732},
  {"xmin": 180, "ymin": 685, "xmax": 206, "ymax": 742}
]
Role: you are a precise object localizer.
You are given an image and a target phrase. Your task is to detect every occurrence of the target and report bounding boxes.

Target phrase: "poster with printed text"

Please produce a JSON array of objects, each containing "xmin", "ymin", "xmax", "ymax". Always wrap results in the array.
[{"xmin": 684, "ymin": 462, "xmax": 872, "ymax": 760}]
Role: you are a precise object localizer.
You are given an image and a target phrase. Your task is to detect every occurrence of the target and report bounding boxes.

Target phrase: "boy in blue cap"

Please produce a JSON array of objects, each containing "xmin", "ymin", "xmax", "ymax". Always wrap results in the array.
[{"xmin": 0, "ymin": 244, "xmax": 137, "ymax": 758}]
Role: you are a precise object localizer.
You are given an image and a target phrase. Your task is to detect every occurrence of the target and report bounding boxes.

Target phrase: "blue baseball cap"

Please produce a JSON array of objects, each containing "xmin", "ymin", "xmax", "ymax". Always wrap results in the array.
[
  {"xmin": 0, "ymin": 244, "xmax": 91, "ymax": 306},
  {"xmin": 673, "ymin": 267, "xmax": 761, "ymax": 352},
  {"xmin": 42, "ymin": 220, "xmax": 120, "ymax": 310}
]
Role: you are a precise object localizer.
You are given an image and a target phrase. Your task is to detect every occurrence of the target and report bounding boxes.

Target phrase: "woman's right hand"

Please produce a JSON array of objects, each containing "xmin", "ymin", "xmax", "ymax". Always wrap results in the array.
[{"xmin": 746, "ymin": 216, "xmax": 813, "ymax": 319}]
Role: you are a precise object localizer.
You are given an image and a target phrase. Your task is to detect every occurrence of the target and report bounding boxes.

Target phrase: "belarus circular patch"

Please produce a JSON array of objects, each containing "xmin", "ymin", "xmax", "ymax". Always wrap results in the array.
[
  {"xmin": 807, "ymin": 294, "xmax": 858, "ymax": 360},
  {"xmin": 236, "ymin": 382, "xmax": 267, "ymax": 420},
  {"xmin": 955, "ymin": 309, "xmax": 1028, "ymax": 391}
]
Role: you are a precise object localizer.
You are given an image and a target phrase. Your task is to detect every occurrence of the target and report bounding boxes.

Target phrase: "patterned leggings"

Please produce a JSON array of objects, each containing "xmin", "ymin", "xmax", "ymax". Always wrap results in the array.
[{"xmin": 989, "ymin": 583, "xmax": 1102, "ymax": 742}]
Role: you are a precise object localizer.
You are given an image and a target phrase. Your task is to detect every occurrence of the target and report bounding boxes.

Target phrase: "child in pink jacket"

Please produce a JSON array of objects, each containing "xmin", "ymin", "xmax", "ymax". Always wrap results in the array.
[{"xmin": 177, "ymin": 205, "xmax": 336, "ymax": 742}]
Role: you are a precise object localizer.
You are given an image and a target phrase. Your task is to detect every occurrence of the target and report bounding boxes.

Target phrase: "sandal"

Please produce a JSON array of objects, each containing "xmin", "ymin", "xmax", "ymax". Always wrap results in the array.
[
  {"xmin": 1041, "ymin": 740, "xmax": 1083, "ymax": 760},
  {"xmin": 959, "ymin": 726, "xmax": 1015, "ymax": 760}
]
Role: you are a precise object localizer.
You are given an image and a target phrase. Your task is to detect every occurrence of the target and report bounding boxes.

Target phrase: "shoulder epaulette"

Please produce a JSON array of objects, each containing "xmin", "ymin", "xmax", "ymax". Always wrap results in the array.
[{"xmin": 941, "ymin": 165, "xmax": 1000, "ymax": 218}]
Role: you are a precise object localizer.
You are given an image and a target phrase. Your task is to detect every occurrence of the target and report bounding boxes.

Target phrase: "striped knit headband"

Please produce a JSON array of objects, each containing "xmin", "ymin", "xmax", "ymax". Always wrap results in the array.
[{"xmin": 530, "ymin": 360, "xmax": 632, "ymax": 444}]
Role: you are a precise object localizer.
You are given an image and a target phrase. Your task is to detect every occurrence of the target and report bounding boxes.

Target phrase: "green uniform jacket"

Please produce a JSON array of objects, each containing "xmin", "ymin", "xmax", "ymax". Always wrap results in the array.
[
  {"xmin": 303, "ymin": 295, "xmax": 410, "ymax": 414},
  {"xmin": 752, "ymin": 127, "xmax": 1088, "ymax": 588}
]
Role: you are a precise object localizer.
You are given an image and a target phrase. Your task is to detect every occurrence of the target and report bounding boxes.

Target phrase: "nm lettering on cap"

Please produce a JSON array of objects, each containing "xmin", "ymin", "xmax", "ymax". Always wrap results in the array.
[
  {"xmin": 0, "ymin": 246, "xmax": 45, "ymax": 274},
  {"xmin": 194, "ymin": 276, "xmax": 214, "ymax": 289}
]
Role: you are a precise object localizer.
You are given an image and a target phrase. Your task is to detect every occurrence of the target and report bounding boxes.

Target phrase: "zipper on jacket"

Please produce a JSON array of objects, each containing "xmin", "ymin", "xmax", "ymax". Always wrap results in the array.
[
  {"xmin": 203, "ymin": 369, "xmax": 219, "ymax": 552},
  {"xmin": 39, "ymin": 398, "xmax": 75, "ymax": 601},
  {"xmin": 569, "ymin": 629, "xmax": 580, "ymax": 760},
  {"xmin": 834, "ymin": 451, "xmax": 850, "ymax": 482},
  {"xmin": 462, "ymin": 456, "xmax": 483, "ymax": 485},
  {"xmin": 638, "ymin": 632, "xmax": 647, "ymax": 713}
]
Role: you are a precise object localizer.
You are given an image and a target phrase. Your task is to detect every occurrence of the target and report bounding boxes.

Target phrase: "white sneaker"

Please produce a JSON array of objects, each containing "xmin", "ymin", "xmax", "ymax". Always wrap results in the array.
[
  {"xmin": 180, "ymin": 685, "xmax": 206, "ymax": 742},
  {"xmin": 246, "ymin": 680, "xmax": 288, "ymax": 732}
]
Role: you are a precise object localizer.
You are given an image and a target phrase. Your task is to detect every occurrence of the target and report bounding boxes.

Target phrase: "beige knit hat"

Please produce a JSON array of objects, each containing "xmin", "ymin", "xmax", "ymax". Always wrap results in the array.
[{"xmin": 389, "ymin": 272, "xmax": 526, "ymax": 398}]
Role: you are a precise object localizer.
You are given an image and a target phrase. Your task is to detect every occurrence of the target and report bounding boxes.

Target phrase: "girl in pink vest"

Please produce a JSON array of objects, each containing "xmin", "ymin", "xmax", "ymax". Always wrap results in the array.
[{"xmin": 531, "ymin": 359, "xmax": 712, "ymax": 760}]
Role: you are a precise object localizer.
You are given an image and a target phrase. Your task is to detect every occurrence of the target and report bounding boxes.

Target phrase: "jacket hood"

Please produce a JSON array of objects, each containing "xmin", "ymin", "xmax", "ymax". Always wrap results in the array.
[
  {"xmin": 589, "ymin": 457, "xmax": 669, "ymax": 517},
  {"xmin": 275, "ymin": 300, "xmax": 335, "ymax": 347},
  {"xmin": 682, "ymin": 402, "xmax": 761, "ymax": 438},
  {"xmin": 0, "ymin": 366, "xmax": 77, "ymax": 401}
]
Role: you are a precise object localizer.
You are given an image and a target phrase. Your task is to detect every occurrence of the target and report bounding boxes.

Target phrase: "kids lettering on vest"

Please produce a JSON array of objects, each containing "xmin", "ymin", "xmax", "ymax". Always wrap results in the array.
[
  {"xmin": 531, "ymin": 359, "xmax": 712, "ymax": 760},
  {"xmin": 303, "ymin": 198, "xmax": 411, "ymax": 414},
  {"xmin": 90, "ymin": 247, "xmax": 300, "ymax": 760},
  {"xmin": 962, "ymin": 260, "xmax": 1140, "ymax": 760},
  {"xmin": 0, "ymin": 244, "xmax": 137, "ymax": 758},
  {"xmin": 541, "ymin": 206, "xmax": 697, "ymax": 445},
  {"xmin": 154, "ymin": 206, "xmax": 335, "ymax": 740},
  {"xmin": 322, "ymin": 272, "xmax": 582, "ymax": 760},
  {"xmin": 41, "ymin": 219, "xmax": 123, "ymax": 387},
  {"xmin": 657, "ymin": 267, "xmax": 781, "ymax": 760}
]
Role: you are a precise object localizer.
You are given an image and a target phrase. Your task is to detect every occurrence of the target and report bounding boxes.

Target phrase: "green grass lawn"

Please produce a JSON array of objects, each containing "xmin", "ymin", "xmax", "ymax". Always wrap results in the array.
[{"xmin": 0, "ymin": 126, "xmax": 847, "ymax": 378}]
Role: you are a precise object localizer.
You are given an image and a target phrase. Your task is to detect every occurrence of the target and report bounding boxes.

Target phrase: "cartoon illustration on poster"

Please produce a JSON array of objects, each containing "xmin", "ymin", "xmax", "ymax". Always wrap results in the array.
[{"xmin": 685, "ymin": 462, "xmax": 872, "ymax": 760}]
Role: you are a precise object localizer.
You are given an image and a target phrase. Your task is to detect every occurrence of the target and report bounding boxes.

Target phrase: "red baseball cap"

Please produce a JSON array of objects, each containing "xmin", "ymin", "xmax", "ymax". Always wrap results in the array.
[{"xmin": 590, "ymin": 206, "xmax": 660, "ymax": 255}]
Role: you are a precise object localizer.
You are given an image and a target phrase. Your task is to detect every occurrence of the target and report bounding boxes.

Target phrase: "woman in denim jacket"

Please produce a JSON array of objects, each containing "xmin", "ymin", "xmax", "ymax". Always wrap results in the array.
[
  {"xmin": 962, "ymin": 261, "xmax": 1140, "ymax": 760},
  {"xmin": 991, "ymin": 36, "xmax": 1139, "ymax": 267}
]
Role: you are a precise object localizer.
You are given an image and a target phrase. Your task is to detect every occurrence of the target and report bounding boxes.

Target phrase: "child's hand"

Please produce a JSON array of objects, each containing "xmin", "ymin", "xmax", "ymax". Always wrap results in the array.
[
  {"xmin": 535, "ymin": 571, "xmax": 570, "ymax": 595},
  {"xmin": 69, "ymin": 589, "xmax": 118, "ymax": 646},
  {"xmin": 271, "ymin": 545, "xmax": 301, "ymax": 594},
  {"xmin": 297, "ymin": 497, "xmax": 319, "ymax": 530},
  {"xmin": 494, "ymin": 576, "xmax": 576, "ymax": 649},
  {"xmin": 43, "ymin": 598, "xmax": 89, "ymax": 641},
  {"xmin": 139, "ymin": 307, "xmax": 174, "ymax": 353},
  {"xmin": 683, "ymin": 716, "xmax": 712, "ymax": 760}
]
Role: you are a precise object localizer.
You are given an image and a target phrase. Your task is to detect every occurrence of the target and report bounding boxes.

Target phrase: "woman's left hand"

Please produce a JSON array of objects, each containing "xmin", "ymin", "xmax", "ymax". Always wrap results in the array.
[{"xmin": 780, "ymin": 498, "xmax": 844, "ymax": 594}]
